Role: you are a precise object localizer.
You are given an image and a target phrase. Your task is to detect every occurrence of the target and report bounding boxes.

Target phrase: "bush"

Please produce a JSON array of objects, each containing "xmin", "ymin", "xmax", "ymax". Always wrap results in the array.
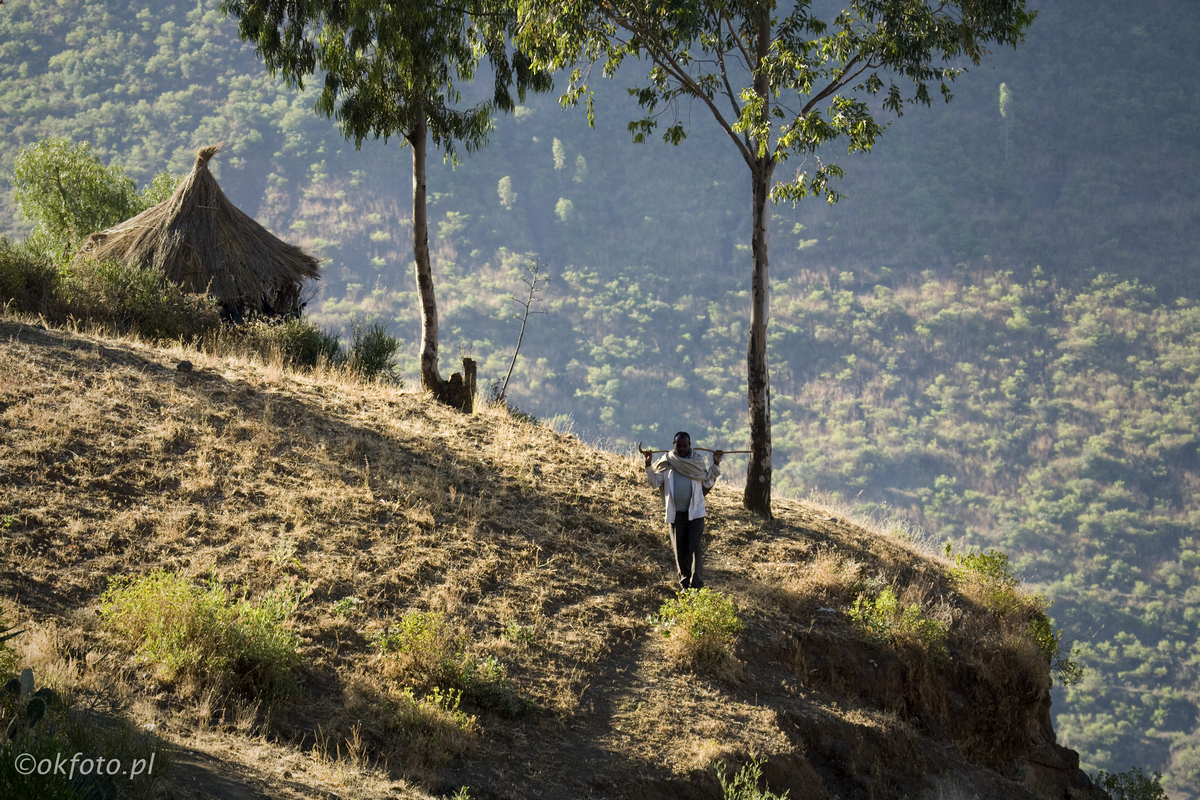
[
  {"xmin": 370, "ymin": 611, "xmax": 464, "ymax": 690},
  {"xmin": 60, "ymin": 256, "xmax": 221, "ymax": 341},
  {"xmin": 948, "ymin": 547, "xmax": 1083, "ymax": 685},
  {"xmin": 1028, "ymin": 611, "xmax": 1085, "ymax": 686},
  {"xmin": 12, "ymin": 139, "xmax": 143, "ymax": 255},
  {"xmin": 346, "ymin": 677, "xmax": 475, "ymax": 767},
  {"xmin": 0, "ymin": 664, "xmax": 163, "ymax": 800},
  {"xmin": 949, "ymin": 548, "xmax": 1023, "ymax": 616},
  {"xmin": 240, "ymin": 316, "xmax": 344, "ymax": 369},
  {"xmin": 715, "ymin": 756, "xmax": 789, "ymax": 800},
  {"xmin": 0, "ymin": 238, "xmax": 60, "ymax": 317},
  {"xmin": 348, "ymin": 321, "xmax": 399, "ymax": 381},
  {"xmin": 99, "ymin": 572, "xmax": 306, "ymax": 699},
  {"xmin": 1093, "ymin": 767, "xmax": 1168, "ymax": 800},
  {"xmin": 650, "ymin": 588, "xmax": 743, "ymax": 665},
  {"xmin": 388, "ymin": 685, "xmax": 475, "ymax": 758},
  {"xmin": 369, "ymin": 611, "xmax": 519, "ymax": 712},
  {"xmin": 849, "ymin": 585, "xmax": 949, "ymax": 658},
  {"xmin": 502, "ymin": 622, "xmax": 536, "ymax": 648}
]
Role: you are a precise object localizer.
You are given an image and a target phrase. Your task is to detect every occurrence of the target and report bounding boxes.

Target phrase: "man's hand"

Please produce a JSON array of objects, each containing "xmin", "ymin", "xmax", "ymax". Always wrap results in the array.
[
  {"xmin": 644, "ymin": 451, "xmax": 653, "ymax": 468},
  {"xmin": 713, "ymin": 450, "xmax": 724, "ymax": 466}
]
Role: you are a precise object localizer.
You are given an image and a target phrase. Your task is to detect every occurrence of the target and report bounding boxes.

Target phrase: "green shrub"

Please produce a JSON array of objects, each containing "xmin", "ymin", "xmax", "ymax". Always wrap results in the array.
[
  {"xmin": 241, "ymin": 316, "xmax": 344, "ymax": 369},
  {"xmin": 385, "ymin": 685, "xmax": 475, "ymax": 764},
  {"xmin": 650, "ymin": 588, "xmax": 743, "ymax": 664},
  {"xmin": 140, "ymin": 170, "xmax": 179, "ymax": 207},
  {"xmin": 348, "ymin": 321, "xmax": 399, "ymax": 381},
  {"xmin": 60, "ymin": 256, "xmax": 221, "ymax": 341},
  {"xmin": 1093, "ymin": 767, "xmax": 1168, "ymax": 800},
  {"xmin": 948, "ymin": 547, "xmax": 1023, "ymax": 616},
  {"xmin": 948, "ymin": 547, "xmax": 1083, "ymax": 685},
  {"xmin": 370, "ymin": 611, "xmax": 464, "ymax": 690},
  {"xmin": 100, "ymin": 572, "xmax": 306, "ymax": 699},
  {"xmin": 459, "ymin": 654, "xmax": 521, "ymax": 713},
  {"xmin": 330, "ymin": 597, "xmax": 361, "ymax": 617},
  {"xmin": 849, "ymin": 586, "xmax": 949, "ymax": 658},
  {"xmin": 370, "ymin": 611, "xmax": 520, "ymax": 712},
  {"xmin": 503, "ymin": 621, "xmax": 537, "ymax": 648},
  {"xmin": 1028, "ymin": 611, "xmax": 1085, "ymax": 686},
  {"xmin": 0, "ymin": 238, "xmax": 60, "ymax": 317},
  {"xmin": 2, "ymin": 236, "xmax": 220, "ymax": 341},
  {"xmin": 715, "ymin": 756, "xmax": 789, "ymax": 800}
]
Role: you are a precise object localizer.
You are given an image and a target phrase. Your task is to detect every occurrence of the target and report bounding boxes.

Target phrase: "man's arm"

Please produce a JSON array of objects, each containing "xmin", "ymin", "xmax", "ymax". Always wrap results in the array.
[
  {"xmin": 702, "ymin": 450, "xmax": 724, "ymax": 490},
  {"xmin": 645, "ymin": 452, "xmax": 665, "ymax": 489}
]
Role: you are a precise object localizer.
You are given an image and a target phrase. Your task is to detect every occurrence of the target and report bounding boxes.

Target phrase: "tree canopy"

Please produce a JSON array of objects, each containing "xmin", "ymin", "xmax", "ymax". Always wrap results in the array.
[
  {"xmin": 517, "ymin": 0, "xmax": 1036, "ymax": 514},
  {"xmin": 222, "ymin": 0, "xmax": 550, "ymax": 403},
  {"xmin": 221, "ymin": 0, "xmax": 546, "ymax": 156},
  {"xmin": 12, "ymin": 139, "xmax": 153, "ymax": 256}
]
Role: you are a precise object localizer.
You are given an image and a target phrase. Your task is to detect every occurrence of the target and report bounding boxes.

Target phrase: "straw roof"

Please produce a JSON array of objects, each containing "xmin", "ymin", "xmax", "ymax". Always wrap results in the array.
[{"xmin": 81, "ymin": 144, "xmax": 320, "ymax": 317}]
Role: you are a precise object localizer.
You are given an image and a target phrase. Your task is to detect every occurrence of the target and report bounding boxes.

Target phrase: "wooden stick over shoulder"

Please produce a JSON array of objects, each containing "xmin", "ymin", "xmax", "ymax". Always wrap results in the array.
[{"xmin": 637, "ymin": 441, "xmax": 751, "ymax": 456}]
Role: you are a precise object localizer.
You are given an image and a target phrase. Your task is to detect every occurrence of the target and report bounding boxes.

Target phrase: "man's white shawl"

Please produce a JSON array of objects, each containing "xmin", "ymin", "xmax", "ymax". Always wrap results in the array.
[{"xmin": 652, "ymin": 451, "xmax": 712, "ymax": 480}]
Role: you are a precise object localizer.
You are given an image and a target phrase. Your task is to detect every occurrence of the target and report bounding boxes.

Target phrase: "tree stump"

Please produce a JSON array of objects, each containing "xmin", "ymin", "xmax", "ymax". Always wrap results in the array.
[{"xmin": 433, "ymin": 357, "xmax": 476, "ymax": 413}]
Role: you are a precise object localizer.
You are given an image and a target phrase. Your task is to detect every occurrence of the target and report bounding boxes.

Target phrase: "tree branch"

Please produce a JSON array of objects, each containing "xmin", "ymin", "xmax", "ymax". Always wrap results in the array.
[
  {"xmin": 712, "ymin": 10, "xmax": 745, "ymax": 142},
  {"xmin": 800, "ymin": 54, "xmax": 867, "ymax": 116},
  {"xmin": 611, "ymin": 13, "xmax": 754, "ymax": 165}
]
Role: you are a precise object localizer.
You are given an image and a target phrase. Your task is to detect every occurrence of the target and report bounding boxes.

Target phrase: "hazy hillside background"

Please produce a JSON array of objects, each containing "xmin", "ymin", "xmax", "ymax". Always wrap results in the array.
[{"xmin": 2, "ymin": 0, "xmax": 1198, "ymax": 794}]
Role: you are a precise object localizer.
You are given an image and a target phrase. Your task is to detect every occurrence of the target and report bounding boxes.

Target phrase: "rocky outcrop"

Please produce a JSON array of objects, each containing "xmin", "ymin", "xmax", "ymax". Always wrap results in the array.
[{"xmin": 1020, "ymin": 689, "xmax": 1103, "ymax": 799}]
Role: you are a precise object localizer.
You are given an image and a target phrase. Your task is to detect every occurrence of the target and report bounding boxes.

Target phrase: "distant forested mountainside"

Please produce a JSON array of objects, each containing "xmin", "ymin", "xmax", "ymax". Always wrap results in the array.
[{"xmin": 3, "ymin": 0, "xmax": 1200, "ymax": 793}]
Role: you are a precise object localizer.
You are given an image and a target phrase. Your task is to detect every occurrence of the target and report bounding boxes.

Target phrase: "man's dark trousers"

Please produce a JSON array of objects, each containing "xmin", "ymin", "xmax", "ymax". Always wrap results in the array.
[{"xmin": 669, "ymin": 511, "xmax": 705, "ymax": 590}]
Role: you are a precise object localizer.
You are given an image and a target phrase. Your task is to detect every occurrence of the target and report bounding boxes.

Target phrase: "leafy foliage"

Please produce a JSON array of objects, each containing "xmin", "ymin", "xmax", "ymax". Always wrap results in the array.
[
  {"xmin": 100, "ymin": 571, "xmax": 307, "ymax": 699},
  {"xmin": 949, "ymin": 547, "xmax": 1082, "ymax": 686},
  {"xmin": 12, "ymin": 139, "xmax": 143, "ymax": 255},
  {"xmin": 240, "ymin": 315, "xmax": 344, "ymax": 369},
  {"xmin": 221, "ymin": 0, "xmax": 546, "ymax": 156},
  {"xmin": 650, "ymin": 588, "xmax": 743, "ymax": 665},
  {"xmin": 370, "ymin": 610, "xmax": 465, "ymax": 690},
  {"xmin": 369, "ymin": 610, "xmax": 519, "ymax": 712},
  {"xmin": 0, "ymin": 237, "xmax": 57, "ymax": 316},
  {"xmin": 361, "ymin": 683, "xmax": 476, "ymax": 767},
  {"xmin": 849, "ymin": 585, "xmax": 948, "ymax": 658},
  {"xmin": 11, "ymin": 138, "xmax": 174, "ymax": 260},
  {"xmin": 1094, "ymin": 767, "xmax": 1169, "ymax": 800},
  {"xmin": 949, "ymin": 548, "xmax": 1024, "ymax": 617},
  {"xmin": 715, "ymin": 756, "xmax": 789, "ymax": 800},
  {"xmin": 60, "ymin": 256, "xmax": 222, "ymax": 341},
  {"xmin": 0, "ymin": 660, "xmax": 162, "ymax": 799},
  {"xmin": 348, "ymin": 321, "xmax": 400, "ymax": 381}
]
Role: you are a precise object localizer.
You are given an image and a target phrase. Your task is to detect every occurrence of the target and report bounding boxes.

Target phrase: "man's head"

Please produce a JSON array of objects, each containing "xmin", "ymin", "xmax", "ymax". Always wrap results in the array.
[{"xmin": 673, "ymin": 431, "xmax": 692, "ymax": 458}]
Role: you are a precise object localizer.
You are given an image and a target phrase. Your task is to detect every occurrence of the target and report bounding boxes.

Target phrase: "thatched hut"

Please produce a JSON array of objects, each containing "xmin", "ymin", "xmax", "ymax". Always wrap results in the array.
[{"xmin": 80, "ymin": 144, "xmax": 320, "ymax": 320}]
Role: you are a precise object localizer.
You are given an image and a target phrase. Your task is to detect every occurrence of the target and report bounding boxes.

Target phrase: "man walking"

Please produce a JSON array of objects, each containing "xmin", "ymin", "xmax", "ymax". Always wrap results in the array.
[{"xmin": 645, "ymin": 431, "xmax": 723, "ymax": 590}]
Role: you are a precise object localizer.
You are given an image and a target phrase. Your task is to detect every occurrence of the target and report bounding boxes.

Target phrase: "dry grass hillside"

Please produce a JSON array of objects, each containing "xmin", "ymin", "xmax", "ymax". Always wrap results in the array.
[{"xmin": 0, "ymin": 316, "xmax": 1101, "ymax": 800}]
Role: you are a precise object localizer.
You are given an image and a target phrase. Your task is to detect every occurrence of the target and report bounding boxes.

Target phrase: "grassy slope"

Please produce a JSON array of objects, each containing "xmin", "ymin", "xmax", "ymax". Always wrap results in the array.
[{"xmin": 0, "ymin": 317, "xmax": 1081, "ymax": 800}]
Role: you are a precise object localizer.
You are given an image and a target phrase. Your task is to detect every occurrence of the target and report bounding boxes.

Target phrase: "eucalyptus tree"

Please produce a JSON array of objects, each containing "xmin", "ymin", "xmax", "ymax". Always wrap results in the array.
[
  {"xmin": 517, "ymin": 0, "xmax": 1035, "ymax": 515},
  {"xmin": 221, "ymin": 0, "xmax": 549, "ymax": 404}
]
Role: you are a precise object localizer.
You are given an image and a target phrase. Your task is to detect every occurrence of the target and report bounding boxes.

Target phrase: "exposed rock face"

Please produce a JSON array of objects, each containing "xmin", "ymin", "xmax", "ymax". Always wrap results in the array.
[
  {"xmin": 1021, "ymin": 689, "xmax": 1102, "ymax": 799},
  {"xmin": 762, "ymin": 619, "xmax": 1107, "ymax": 800}
]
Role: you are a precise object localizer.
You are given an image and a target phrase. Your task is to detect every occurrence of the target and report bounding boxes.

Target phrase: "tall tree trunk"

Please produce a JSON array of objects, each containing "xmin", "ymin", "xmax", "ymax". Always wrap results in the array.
[
  {"xmin": 411, "ymin": 103, "xmax": 443, "ymax": 393},
  {"xmin": 744, "ymin": 6, "xmax": 774, "ymax": 517},
  {"xmin": 744, "ymin": 154, "xmax": 775, "ymax": 516},
  {"xmin": 411, "ymin": 103, "xmax": 473, "ymax": 412}
]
